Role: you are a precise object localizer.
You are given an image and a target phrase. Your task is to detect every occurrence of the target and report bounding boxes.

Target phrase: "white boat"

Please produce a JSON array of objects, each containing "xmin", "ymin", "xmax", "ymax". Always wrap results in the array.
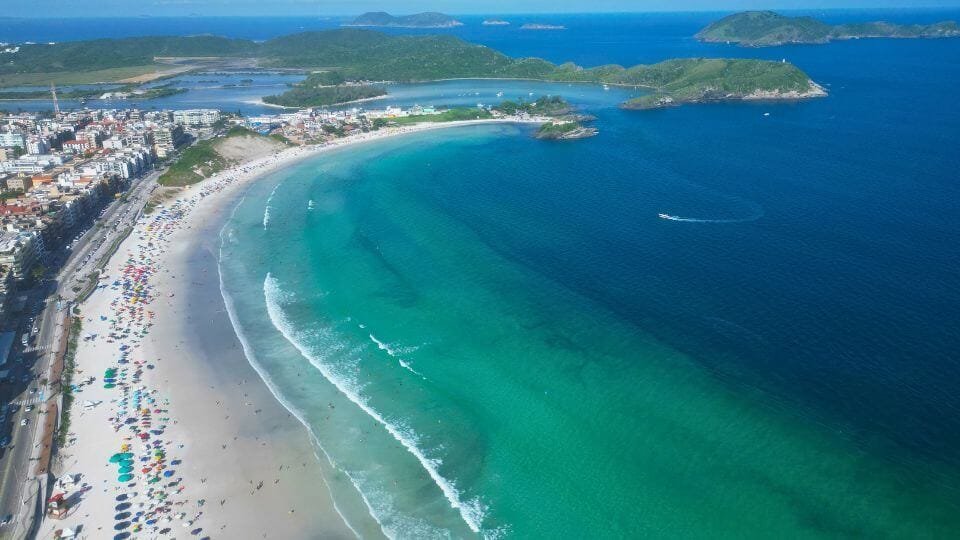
[
  {"xmin": 496, "ymin": 91, "xmax": 504, "ymax": 97},
  {"xmin": 603, "ymin": 84, "xmax": 610, "ymax": 90}
]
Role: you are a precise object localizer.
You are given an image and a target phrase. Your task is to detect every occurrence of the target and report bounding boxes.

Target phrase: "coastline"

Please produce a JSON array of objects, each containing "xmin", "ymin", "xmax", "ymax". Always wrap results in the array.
[{"xmin": 44, "ymin": 117, "xmax": 539, "ymax": 539}]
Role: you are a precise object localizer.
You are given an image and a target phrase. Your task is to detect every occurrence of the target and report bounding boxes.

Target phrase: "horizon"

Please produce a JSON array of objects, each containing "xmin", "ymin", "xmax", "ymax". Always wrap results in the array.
[{"xmin": 4, "ymin": 2, "xmax": 960, "ymax": 18}]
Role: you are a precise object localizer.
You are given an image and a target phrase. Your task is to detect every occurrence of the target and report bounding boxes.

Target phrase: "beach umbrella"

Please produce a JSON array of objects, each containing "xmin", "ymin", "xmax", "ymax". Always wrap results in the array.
[
  {"xmin": 109, "ymin": 453, "xmax": 125, "ymax": 463},
  {"xmin": 163, "ymin": 470, "xmax": 174, "ymax": 478},
  {"xmin": 118, "ymin": 466, "xmax": 134, "ymax": 474},
  {"xmin": 148, "ymin": 477, "xmax": 160, "ymax": 484},
  {"xmin": 104, "ymin": 383, "xmax": 116, "ymax": 389},
  {"xmin": 118, "ymin": 474, "xmax": 134, "ymax": 482}
]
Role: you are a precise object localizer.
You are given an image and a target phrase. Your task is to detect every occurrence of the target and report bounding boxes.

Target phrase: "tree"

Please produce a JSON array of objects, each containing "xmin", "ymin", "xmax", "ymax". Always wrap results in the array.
[{"xmin": 31, "ymin": 264, "xmax": 47, "ymax": 282}]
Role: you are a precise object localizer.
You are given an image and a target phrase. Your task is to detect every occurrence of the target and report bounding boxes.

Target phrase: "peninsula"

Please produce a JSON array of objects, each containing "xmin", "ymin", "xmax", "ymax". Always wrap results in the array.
[
  {"xmin": 345, "ymin": 11, "xmax": 463, "ymax": 28},
  {"xmin": 697, "ymin": 10, "xmax": 960, "ymax": 47},
  {"xmin": 0, "ymin": 29, "xmax": 824, "ymax": 110}
]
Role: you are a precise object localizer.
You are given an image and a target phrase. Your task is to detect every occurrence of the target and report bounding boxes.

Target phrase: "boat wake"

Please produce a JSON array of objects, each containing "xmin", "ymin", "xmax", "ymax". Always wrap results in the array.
[
  {"xmin": 264, "ymin": 273, "xmax": 487, "ymax": 534},
  {"xmin": 657, "ymin": 210, "xmax": 763, "ymax": 223}
]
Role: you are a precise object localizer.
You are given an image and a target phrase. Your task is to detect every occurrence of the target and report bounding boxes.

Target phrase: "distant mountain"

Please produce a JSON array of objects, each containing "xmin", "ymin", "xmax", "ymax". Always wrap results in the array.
[
  {"xmin": 345, "ymin": 12, "xmax": 463, "ymax": 28},
  {"xmin": 697, "ymin": 11, "xmax": 960, "ymax": 47}
]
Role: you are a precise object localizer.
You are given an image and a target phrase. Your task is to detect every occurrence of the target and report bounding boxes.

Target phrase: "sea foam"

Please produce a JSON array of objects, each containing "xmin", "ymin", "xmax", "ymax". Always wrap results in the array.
[{"xmin": 264, "ymin": 273, "xmax": 487, "ymax": 533}]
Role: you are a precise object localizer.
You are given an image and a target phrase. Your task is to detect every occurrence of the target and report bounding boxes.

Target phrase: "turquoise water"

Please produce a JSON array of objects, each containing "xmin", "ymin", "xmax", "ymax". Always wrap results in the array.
[
  {"xmin": 198, "ymin": 13, "xmax": 960, "ymax": 538},
  {"xmin": 216, "ymin": 75, "xmax": 960, "ymax": 536}
]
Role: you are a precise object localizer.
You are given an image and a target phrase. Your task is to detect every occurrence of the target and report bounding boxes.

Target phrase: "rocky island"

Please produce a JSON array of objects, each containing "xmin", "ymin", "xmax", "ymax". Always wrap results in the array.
[
  {"xmin": 345, "ymin": 11, "xmax": 463, "ymax": 28},
  {"xmin": 521, "ymin": 23, "xmax": 567, "ymax": 30},
  {"xmin": 616, "ymin": 58, "xmax": 826, "ymax": 110},
  {"xmin": 697, "ymin": 10, "xmax": 960, "ymax": 47}
]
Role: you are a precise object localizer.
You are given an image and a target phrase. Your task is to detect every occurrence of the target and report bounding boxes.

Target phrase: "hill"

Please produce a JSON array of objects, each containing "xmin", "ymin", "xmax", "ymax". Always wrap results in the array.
[
  {"xmin": 697, "ymin": 11, "xmax": 960, "ymax": 47},
  {"xmin": 158, "ymin": 127, "xmax": 288, "ymax": 186},
  {"xmin": 345, "ymin": 12, "xmax": 463, "ymax": 28},
  {"xmin": 0, "ymin": 29, "xmax": 825, "ymax": 110}
]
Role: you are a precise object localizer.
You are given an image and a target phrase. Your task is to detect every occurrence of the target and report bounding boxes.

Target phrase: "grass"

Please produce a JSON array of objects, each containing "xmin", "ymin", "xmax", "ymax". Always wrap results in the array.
[
  {"xmin": 387, "ymin": 107, "xmax": 493, "ymax": 126},
  {"xmin": 158, "ymin": 139, "xmax": 229, "ymax": 187},
  {"xmin": 0, "ymin": 65, "xmax": 160, "ymax": 88},
  {"xmin": 56, "ymin": 317, "xmax": 82, "ymax": 448}
]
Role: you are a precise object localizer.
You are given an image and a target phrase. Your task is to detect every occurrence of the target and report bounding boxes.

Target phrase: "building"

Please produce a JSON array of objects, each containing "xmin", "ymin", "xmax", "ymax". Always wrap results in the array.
[
  {"xmin": 26, "ymin": 136, "xmax": 51, "ymax": 155},
  {"xmin": 0, "ymin": 131, "xmax": 25, "ymax": 149},
  {"xmin": 173, "ymin": 109, "xmax": 221, "ymax": 127},
  {"xmin": 0, "ymin": 230, "xmax": 40, "ymax": 282}
]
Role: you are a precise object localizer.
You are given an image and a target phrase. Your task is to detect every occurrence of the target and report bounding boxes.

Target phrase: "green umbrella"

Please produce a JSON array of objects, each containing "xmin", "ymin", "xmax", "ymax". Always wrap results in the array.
[
  {"xmin": 118, "ymin": 473, "xmax": 134, "ymax": 482},
  {"xmin": 109, "ymin": 453, "xmax": 124, "ymax": 463},
  {"xmin": 147, "ymin": 477, "xmax": 160, "ymax": 484},
  {"xmin": 118, "ymin": 466, "xmax": 134, "ymax": 474},
  {"xmin": 104, "ymin": 384, "xmax": 116, "ymax": 389}
]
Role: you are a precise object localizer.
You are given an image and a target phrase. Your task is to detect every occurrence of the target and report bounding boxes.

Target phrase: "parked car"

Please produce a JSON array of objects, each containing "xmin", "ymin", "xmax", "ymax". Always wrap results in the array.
[
  {"xmin": 1, "ymin": 513, "xmax": 12, "ymax": 525},
  {"xmin": 20, "ymin": 418, "xmax": 28, "ymax": 426},
  {"xmin": 24, "ymin": 405, "xmax": 33, "ymax": 413}
]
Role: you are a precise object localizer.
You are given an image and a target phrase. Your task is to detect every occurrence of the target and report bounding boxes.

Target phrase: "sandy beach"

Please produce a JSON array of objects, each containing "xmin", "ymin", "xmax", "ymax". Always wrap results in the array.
[{"xmin": 41, "ymin": 118, "xmax": 539, "ymax": 539}]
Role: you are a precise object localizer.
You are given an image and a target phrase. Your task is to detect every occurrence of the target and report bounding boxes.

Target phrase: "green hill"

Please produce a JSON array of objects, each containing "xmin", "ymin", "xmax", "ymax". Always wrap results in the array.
[
  {"xmin": 697, "ymin": 11, "xmax": 960, "ymax": 47},
  {"xmin": 0, "ymin": 28, "xmax": 825, "ymax": 110},
  {"xmin": 345, "ymin": 12, "xmax": 463, "ymax": 28}
]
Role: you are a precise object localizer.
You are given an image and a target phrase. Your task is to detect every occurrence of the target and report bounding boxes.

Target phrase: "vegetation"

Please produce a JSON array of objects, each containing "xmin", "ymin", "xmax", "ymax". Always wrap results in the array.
[
  {"xmin": 0, "ymin": 81, "xmax": 185, "ymax": 101},
  {"xmin": 617, "ymin": 58, "xmax": 822, "ymax": 109},
  {"xmin": 158, "ymin": 138, "xmax": 228, "ymax": 186},
  {"xmin": 57, "ymin": 317, "xmax": 82, "ymax": 447},
  {"xmin": 493, "ymin": 95, "xmax": 572, "ymax": 116},
  {"xmin": 697, "ymin": 11, "xmax": 960, "ymax": 46},
  {"xmin": 0, "ymin": 29, "xmax": 822, "ymax": 109},
  {"xmin": 346, "ymin": 12, "xmax": 463, "ymax": 28},
  {"xmin": 386, "ymin": 107, "xmax": 493, "ymax": 125},
  {"xmin": 158, "ymin": 127, "xmax": 283, "ymax": 186},
  {"xmin": 263, "ymin": 73, "xmax": 386, "ymax": 107}
]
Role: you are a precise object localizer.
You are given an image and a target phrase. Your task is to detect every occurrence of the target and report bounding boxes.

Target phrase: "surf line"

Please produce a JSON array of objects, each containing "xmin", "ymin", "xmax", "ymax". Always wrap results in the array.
[{"xmin": 657, "ymin": 211, "xmax": 763, "ymax": 223}]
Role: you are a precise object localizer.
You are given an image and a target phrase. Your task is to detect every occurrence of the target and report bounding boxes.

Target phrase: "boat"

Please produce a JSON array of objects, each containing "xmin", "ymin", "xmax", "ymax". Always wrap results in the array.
[
  {"xmin": 603, "ymin": 84, "xmax": 610, "ymax": 91},
  {"xmin": 496, "ymin": 91, "xmax": 504, "ymax": 97},
  {"xmin": 658, "ymin": 213, "xmax": 672, "ymax": 219}
]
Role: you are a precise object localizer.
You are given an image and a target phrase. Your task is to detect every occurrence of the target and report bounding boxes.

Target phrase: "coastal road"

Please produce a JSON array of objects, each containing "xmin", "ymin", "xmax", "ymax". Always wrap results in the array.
[{"xmin": 0, "ymin": 170, "xmax": 158, "ymax": 538}]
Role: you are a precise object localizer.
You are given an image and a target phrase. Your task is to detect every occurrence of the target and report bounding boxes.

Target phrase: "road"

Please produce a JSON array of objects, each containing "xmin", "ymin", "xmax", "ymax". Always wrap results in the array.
[{"xmin": 0, "ymin": 170, "xmax": 158, "ymax": 538}]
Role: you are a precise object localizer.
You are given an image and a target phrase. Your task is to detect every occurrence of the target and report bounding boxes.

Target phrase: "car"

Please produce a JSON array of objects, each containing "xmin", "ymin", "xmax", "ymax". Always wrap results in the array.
[
  {"xmin": 20, "ymin": 418, "xmax": 28, "ymax": 426},
  {"xmin": 29, "ymin": 388, "xmax": 37, "ymax": 394},
  {"xmin": 24, "ymin": 405, "xmax": 33, "ymax": 412},
  {"xmin": 0, "ymin": 514, "xmax": 11, "ymax": 525}
]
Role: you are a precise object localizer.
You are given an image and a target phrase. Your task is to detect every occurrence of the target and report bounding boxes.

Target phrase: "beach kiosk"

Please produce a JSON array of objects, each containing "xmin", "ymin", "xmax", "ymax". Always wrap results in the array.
[{"xmin": 46, "ymin": 492, "xmax": 69, "ymax": 519}]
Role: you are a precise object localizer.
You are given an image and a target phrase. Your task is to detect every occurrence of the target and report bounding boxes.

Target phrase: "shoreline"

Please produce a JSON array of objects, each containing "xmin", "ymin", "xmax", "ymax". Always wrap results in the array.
[{"xmin": 44, "ymin": 117, "xmax": 539, "ymax": 539}]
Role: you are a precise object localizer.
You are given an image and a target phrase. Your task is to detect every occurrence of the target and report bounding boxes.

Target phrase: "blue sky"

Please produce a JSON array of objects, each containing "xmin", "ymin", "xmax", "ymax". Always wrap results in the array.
[{"xmin": 7, "ymin": 0, "xmax": 959, "ymax": 17}]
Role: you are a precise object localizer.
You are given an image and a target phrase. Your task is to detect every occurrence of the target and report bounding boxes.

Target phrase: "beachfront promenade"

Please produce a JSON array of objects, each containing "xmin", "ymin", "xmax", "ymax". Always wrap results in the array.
[{"xmin": 0, "ymin": 170, "xmax": 157, "ymax": 539}]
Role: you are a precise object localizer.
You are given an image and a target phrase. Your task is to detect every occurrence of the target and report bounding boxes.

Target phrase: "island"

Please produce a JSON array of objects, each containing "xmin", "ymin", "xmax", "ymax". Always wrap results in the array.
[
  {"xmin": 697, "ymin": 11, "xmax": 960, "ymax": 47},
  {"xmin": 482, "ymin": 19, "xmax": 511, "ymax": 26},
  {"xmin": 263, "ymin": 72, "xmax": 386, "ymax": 108},
  {"xmin": 521, "ymin": 24, "xmax": 567, "ymax": 30},
  {"xmin": 345, "ymin": 12, "xmax": 463, "ymax": 28},
  {"xmin": 0, "ymin": 29, "xmax": 825, "ymax": 110}
]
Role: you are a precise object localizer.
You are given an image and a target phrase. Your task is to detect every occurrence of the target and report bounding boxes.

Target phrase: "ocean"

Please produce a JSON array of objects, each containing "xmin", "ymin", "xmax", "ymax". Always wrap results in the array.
[{"xmin": 13, "ymin": 11, "xmax": 960, "ymax": 537}]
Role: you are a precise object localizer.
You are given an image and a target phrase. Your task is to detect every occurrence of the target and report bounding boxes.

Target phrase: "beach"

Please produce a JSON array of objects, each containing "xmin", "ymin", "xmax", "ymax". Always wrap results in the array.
[{"xmin": 39, "ymin": 118, "xmax": 540, "ymax": 539}]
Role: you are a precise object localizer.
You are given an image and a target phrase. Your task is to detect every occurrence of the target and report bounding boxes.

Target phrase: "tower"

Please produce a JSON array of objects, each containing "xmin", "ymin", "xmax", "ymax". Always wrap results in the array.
[{"xmin": 51, "ymin": 83, "xmax": 60, "ymax": 117}]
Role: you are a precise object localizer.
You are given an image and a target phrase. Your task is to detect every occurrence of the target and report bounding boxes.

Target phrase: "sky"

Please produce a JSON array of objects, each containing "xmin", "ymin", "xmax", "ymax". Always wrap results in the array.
[{"xmin": 5, "ymin": 0, "xmax": 959, "ymax": 18}]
